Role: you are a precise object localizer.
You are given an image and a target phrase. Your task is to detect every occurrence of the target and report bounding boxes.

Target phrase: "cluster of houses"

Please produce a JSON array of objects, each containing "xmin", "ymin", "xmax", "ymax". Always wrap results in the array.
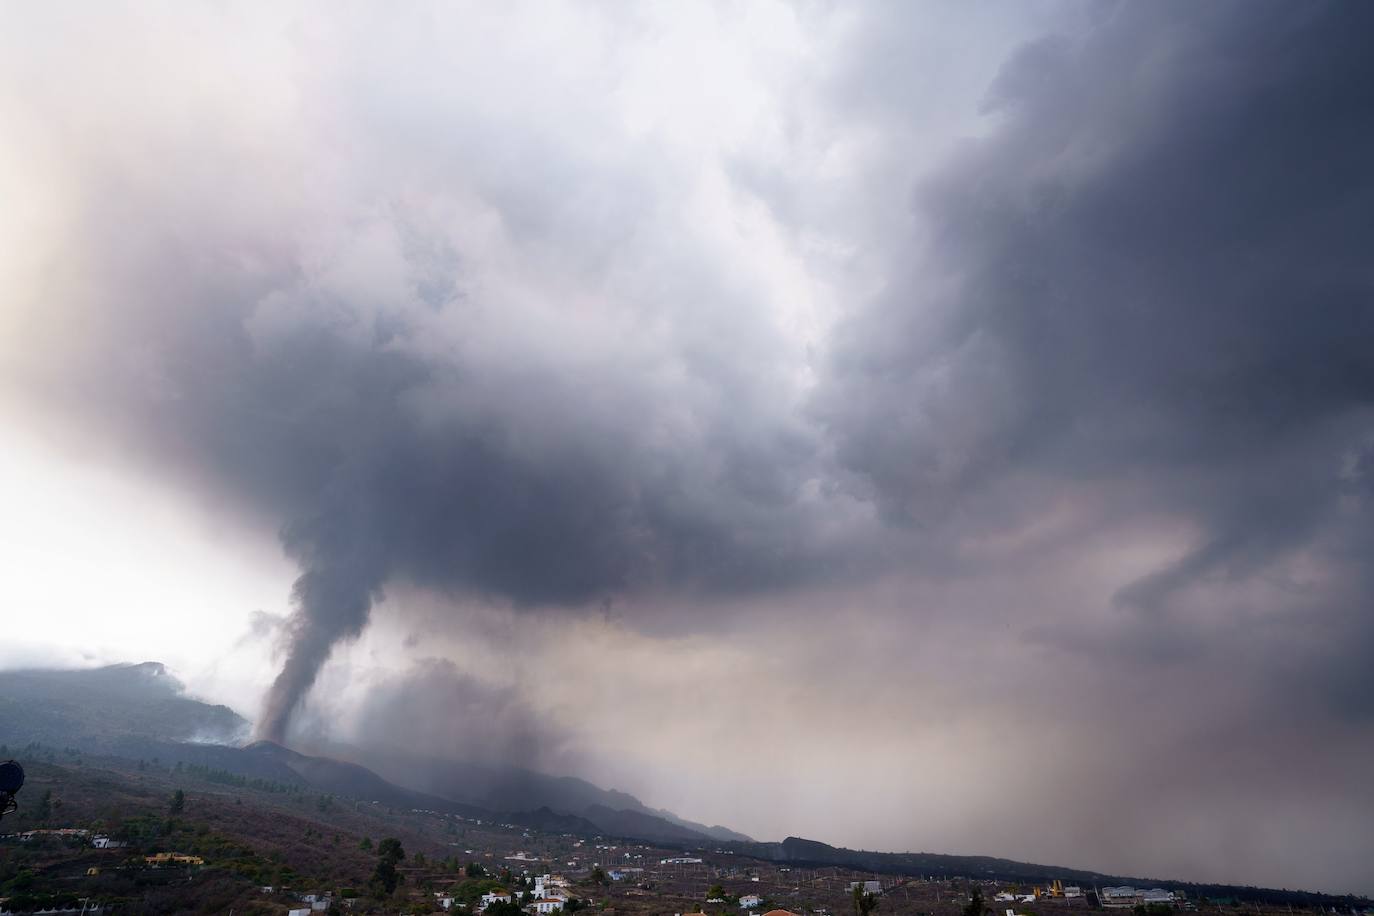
[
  {"xmin": 716, "ymin": 877, "xmax": 879, "ymax": 911},
  {"xmin": 1101, "ymin": 887, "xmax": 1180, "ymax": 908},
  {"xmin": 991, "ymin": 882, "xmax": 1180, "ymax": 911},
  {"xmin": 143, "ymin": 852, "xmax": 203, "ymax": 867},
  {"xmin": 444, "ymin": 873, "xmax": 574, "ymax": 915},
  {"xmin": 994, "ymin": 880, "xmax": 1084, "ymax": 904},
  {"xmin": 262, "ymin": 887, "xmax": 336, "ymax": 915},
  {"xmin": 285, "ymin": 891, "xmax": 334, "ymax": 916},
  {"xmin": 1, "ymin": 827, "xmax": 125, "ymax": 849}
]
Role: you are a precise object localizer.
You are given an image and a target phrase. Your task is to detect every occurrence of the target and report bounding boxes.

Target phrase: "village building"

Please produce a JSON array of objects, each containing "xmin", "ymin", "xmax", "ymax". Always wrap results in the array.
[
  {"xmin": 480, "ymin": 891, "xmax": 514, "ymax": 910},
  {"xmin": 144, "ymin": 852, "xmax": 204, "ymax": 866}
]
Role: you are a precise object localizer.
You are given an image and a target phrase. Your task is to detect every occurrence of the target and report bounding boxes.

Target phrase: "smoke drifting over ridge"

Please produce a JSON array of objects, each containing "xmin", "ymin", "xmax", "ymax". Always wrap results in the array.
[
  {"xmin": 248, "ymin": 307, "xmax": 851, "ymax": 739},
  {"xmin": 2, "ymin": 0, "xmax": 880, "ymax": 738},
  {"xmin": 3, "ymin": 0, "xmax": 1374, "ymax": 893}
]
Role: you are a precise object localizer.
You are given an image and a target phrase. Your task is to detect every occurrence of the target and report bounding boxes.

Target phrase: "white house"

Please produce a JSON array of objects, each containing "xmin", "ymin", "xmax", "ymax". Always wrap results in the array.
[
  {"xmin": 1101, "ymin": 887, "xmax": 1140, "ymax": 908},
  {"xmin": 848, "ymin": 882, "xmax": 882, "ymax": 896},
  {"xmin": 740, "ymin": 895, "xmax": 763, "ymax": 909},
  {"xmin": 534, "ymin": 900, "xmax": 565, "ymax": 914},
  {"xmin": 481, "ymin": 892, "xmax": 514, "ymax": 910},
  {"xmin": 289, "ymin": 909, "xmax": 311, "ymax": 916},
  {"xmin": 534, "ymin": 875, "xmax": 570, "ymax": 897}
]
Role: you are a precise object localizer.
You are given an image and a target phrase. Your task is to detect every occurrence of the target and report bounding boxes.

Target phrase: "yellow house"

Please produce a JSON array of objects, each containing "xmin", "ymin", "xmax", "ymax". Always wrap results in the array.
[{"xmin": 145, "ymin": 852, "xmax": 204, "ymax": 866}]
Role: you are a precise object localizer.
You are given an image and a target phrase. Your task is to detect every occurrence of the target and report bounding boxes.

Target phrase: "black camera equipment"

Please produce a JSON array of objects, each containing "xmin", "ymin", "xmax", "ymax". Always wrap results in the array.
[{"xmin": 0, "ymin": 759, "xmax": 25, "ymax": 820}]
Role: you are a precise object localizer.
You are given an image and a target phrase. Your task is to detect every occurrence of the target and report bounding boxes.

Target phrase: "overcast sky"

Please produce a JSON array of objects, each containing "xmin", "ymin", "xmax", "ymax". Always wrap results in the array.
[{"xmin": 3, "ymin": 0, "xmax": 1372, "ymax": 896}]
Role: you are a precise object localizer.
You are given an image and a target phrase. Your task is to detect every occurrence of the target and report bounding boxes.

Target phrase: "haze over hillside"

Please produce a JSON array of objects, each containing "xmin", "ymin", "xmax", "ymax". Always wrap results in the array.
[
  {"xmin": 0, "ymin": 662, "xmax": 248, "ymax": 749},
  {"xmin": 3, "ymin": 0, "xmax": 1373, "ymax": 899},
  {"xmin": 0, "ymin": 663, "xmax": 744, "ymax": 846},
  {"xmin": 1, "ymin": 661, "xmax": 1365, "ymax": 906},
  {"xmin": 0, "ymin": 661, "xmax": 761, "ymax": 846}
]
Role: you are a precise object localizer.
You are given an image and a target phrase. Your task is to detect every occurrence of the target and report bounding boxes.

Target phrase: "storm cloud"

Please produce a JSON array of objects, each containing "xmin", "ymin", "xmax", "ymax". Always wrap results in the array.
[
  {"xmin": 1, "ymin": 0, "xmax": 1372, "ymax": 895},
  {"xmin": 817, "ymin": 0, "xmax": 1374, "ymax": 713},
  {"xmin": 2, "ymin": 1, "xmax": 879, "ymax": 739}
]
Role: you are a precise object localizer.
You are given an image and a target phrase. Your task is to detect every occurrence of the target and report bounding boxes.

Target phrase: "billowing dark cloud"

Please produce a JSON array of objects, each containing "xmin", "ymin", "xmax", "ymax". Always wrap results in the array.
[
  {"xmin": 0, "ymin": 2, "xmax": 878, "ymax": 741},
  {"xmin": 18, "ymin": 200, "xmax": 864, "ymax": 741},
  {"xmin": 816, "ymin": 0, "xmax": 1374, "ymax": 713}
]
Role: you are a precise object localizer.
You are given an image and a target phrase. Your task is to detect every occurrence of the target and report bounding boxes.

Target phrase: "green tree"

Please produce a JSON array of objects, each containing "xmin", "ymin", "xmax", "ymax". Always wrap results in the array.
[
  {"xmin": 708, "ymin": 885, "xmax": 726, "ymax": 900},
  {"xmin": 371, "ymin": 837, "xmax": 406, "ymax": 896},
  {"xmin": 963, "ymin": 888, "xmax": 985, "ymax": 916},
  {"xmin": 378, "ymin": 837, "xmax": 405, "ymax": 862},
  {"xmin": 853, "ymin": 886, "xmax": 879, "ymax": 916},
  {"xmin": 359, "ymin": 837, "xmax": 373, "ymax": 851},
  {"xmin": 168, "ymin": 789, "xmax": 185, "ymax": 814},
  {"xmin": 467, "ymin": 862, "xmax": 487, "ymax": 878},
  {"xmin": 591, "ymin": 867, "xmax": 609, "ymax": 886},
  {"xmin": 35, "ymin": 790, "xmax": 52, "ymax": 821}
]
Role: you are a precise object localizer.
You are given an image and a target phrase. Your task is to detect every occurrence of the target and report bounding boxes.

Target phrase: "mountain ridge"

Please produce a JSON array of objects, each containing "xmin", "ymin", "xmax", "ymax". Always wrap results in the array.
[
  {"xmin": 717, "ymin": 837, "xmax": 1367, "ymax": 908},
  {"xmin": 0, "ymin": 662, "xmax": 729, "ymax": 845},
  {"xmin": 331, "ymin": 745, "xmax": 751, "ymax": 844},
  {"xmin": 2, "ymin": 661, "xmax": 1364, "ymax": 904},
  {"xmin": 0, "ymin": 661, "xmax": 248, "ymax": 749}
]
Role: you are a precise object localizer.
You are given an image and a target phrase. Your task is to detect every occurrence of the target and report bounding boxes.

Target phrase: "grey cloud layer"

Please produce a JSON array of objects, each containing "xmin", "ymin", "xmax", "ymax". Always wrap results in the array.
[
  {"xmin": 2, "ymin": 0, "xmax": 1372, "ymax": 893},
  {"xmin": 2, "ymin": 2, "xmax": 879, "ymax": 739},
  {"xmin": 17, "ymin": 182, "xmax": 859, "ymax": 738},
  {"xmin": 819, "ymin": 0, "xmax": 1374, "ymax": 709}
]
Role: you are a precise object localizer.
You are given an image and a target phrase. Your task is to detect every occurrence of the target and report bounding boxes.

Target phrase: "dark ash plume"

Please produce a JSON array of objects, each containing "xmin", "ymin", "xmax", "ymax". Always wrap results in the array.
[{"xmin": 259, "ymin": 565, "xmax": 382, "ymax": 742}]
